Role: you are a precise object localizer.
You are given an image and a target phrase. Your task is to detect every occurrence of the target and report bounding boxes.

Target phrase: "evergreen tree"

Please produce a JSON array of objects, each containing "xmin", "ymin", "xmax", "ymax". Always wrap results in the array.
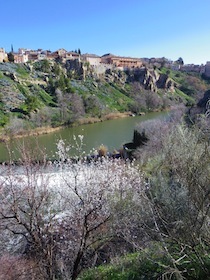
[
  {"xmin": 8, "ymin": 52, "xmax": 14, "ymax": 63},
  {"xmin": 41, "ymin": 59, "xmax": 50, "ymax": 73},
  {"xmin": 48, "ymin": 76, "xmax": 55, "ymax": 96},
  {"xmin": 176, "ymin": 57, "xmax": 184, "ymax": 65},
  {"xmin": 56, "ymin": 74, "xmax": 66, "ymax": 91}
]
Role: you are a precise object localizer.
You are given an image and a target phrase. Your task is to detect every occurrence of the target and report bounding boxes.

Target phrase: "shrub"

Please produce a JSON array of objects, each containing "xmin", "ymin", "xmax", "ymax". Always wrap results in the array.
[{"xmin": 98, "ymin": 144, "xmax": 108, "ymax": 157}]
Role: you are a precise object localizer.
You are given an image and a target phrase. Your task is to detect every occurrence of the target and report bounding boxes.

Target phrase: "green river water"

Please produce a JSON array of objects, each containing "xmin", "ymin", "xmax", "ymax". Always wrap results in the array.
[{"xmin": 0, "ymin": 111, "xmax": 169, "ymax": 162}]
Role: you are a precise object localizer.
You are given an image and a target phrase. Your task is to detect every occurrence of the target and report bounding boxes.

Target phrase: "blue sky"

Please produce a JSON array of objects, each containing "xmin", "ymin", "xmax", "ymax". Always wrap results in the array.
[{"xmin": 1, "ymin": 0, "xmax": 210, "ymax": 64}]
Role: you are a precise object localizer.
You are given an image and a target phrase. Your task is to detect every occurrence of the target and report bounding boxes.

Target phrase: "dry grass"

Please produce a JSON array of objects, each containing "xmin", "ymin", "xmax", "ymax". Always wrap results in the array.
[
  {"xmin": 0, "ymin": 126, "xmax": 63, "ymax": 142},
  {"xmin": 66, "ymin": 112, "xmax": 132, "ymax": 125},
  {"xmin": 75, "ymin": 117, "xmax": 101, "ymax": 125},
  {"xmin": 102, "ymin": 112, "xmax": 131, "ymax": 121},
  {"xmin": 98, "ymin": 144, "xmax": 108, "ymax": 156}
]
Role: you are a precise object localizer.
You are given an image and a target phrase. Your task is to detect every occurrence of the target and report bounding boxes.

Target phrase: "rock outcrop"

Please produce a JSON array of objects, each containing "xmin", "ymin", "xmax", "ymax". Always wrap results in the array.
[
  {"xmin": 125, "ymin": 67, "xmax": 175, "ymax": 92},
  {"xmin": 58, "ymin": 60, "xmax": 176, "ymax": 93}
]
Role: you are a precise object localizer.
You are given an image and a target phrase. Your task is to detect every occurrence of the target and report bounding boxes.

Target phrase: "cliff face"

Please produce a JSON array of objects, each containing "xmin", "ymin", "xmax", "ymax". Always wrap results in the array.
[
  {"xmin": 125, "ymin": 67, "xmax": 176, "ymax": 92},
  {"xmin": 65, "ymin": 60, "xmax": 176, "ymax": 93}
]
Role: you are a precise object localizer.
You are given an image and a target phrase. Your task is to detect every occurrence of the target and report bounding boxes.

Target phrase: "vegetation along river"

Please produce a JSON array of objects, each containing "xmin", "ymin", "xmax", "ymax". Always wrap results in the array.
[{"xmin": 0, "ymin": 111, "xmax": 169, "ymax": 162}]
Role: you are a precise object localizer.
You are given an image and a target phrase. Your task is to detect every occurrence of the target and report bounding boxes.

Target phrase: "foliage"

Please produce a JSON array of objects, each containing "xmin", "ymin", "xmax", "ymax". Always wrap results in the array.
[
  {"xmin": 4, "ymin": 116, "xmax": 27, "ymax": 136},
  {"xmin": 7, "ymin": 52, "xmax": 14, "ymax": 63},
  {"xmin": 133, "ymin": 115, "xmax": 210, "ymax": 277},
  {"xmin": 0, "ymin": 111, "xmax": 8, "ymax": 126},
  {"xmin": 174, "ymin": 88, "xmax": 195, "ymax": 105},
  {"xmin": 127, "ymin": 83, "xmax": 167, "ymax": 113},
  {"xmin": 175, "ymin": 57, "xmax": 184, "ymax": 65},
  {"xmin": 19, "ymin": 95, "xmax": 40, "ymax": 114},
  {"xmin": 33, "ymin": 59, "xmax": 51, "ymax": 73},
  {"xmin": 52, "ymin": 63, "xmax": 61, "ymax": 75},
  {"xmin": 79, "ymin": 244, "xmax": 210, "ymax": 280},
  {"xmin": 84, "ymin": 95, "xmax": 104, "ymax": 117},
  {"xmin": 30, "ymin": 107, "xmax": 56, "ymax": 127},
  {"xmin": 69, "ymin": 93, "xmax": 85, "ymax": 121}
]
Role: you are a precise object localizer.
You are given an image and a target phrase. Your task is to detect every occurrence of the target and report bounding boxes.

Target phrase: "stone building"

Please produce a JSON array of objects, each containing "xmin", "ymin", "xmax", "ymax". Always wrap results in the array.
[
  {"xmin": 204, "ymin": 61, "xmax": 210, "ymax": 77},
  {"xmin": 101, "ymin": 53, "xmax": 142, "ymax": 69},
  {"xmin": 14, "ymin": 53, "xmax": 28, "ymax": 63},
  {"xmin": 48, "ymin": 50, "xmax": 80, "ymax": 62},
  {"xmin": 0, "ymin": 48, "xmax": 8, "ymax": 62},
  {"xmin": 65, "ymin": 51, "xmax": 80, "ymax": 61},
  {"xmin": 82, "ymin": 53, "xmax": 101, "ymax": 66}
]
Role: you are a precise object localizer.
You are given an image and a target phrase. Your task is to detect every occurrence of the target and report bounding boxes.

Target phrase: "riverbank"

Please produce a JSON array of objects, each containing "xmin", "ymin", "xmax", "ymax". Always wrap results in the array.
[
  {"xmin": 74, "ymin": 112, "xmax": 136, "ymax": 125},
  {"xmin": 0, "ymin": 112, "xmax": 137, "ymax": 142},
  {"xmin": 0, "ymin": 126, "xmax": 64, "ymax": 142}
]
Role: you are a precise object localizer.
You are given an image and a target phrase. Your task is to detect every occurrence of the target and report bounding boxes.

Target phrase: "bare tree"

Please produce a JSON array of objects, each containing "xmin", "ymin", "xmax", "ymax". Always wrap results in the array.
[
  {"xmin": 56, "ymin": 88, "xmax": 70, "ymax": 122},
  {"xmin": 69, "ymin": 93, "xmax": 85, "ymax": 121}
]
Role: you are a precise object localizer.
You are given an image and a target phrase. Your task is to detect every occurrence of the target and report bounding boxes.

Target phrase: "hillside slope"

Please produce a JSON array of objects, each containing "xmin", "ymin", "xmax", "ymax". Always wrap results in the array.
[{"xmin": 0, "ymin": 60, "xmax": 208, "ymax": 135}]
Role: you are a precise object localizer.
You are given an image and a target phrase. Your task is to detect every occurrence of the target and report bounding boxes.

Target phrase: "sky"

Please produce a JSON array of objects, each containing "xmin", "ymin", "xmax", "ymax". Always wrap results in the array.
[{"xmin": 1, "ymin": 0, "xmax": 210, "ymax": 65}]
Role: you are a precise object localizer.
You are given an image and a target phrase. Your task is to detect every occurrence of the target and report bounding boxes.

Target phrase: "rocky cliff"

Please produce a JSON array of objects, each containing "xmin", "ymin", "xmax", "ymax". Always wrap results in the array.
[
  {"xmin": 65, "ymin": 60, "xmax": 176, "ymax": 92},
  {"xmin": 125, "ymin": 67, "xmax": 176, "ymax": 92}
]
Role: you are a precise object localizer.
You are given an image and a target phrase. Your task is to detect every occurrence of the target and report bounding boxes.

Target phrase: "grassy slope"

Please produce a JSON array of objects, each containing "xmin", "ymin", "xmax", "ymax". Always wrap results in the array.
[{"xmin": 83, "ymin": 80, "xmax": 133, "ymax": 112}]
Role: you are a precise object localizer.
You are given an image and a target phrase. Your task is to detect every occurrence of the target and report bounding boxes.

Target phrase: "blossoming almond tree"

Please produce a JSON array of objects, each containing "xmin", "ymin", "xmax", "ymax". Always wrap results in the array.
[{"xmin": 0, "ymin": 136, "xmax": 145, "ymax": 280}]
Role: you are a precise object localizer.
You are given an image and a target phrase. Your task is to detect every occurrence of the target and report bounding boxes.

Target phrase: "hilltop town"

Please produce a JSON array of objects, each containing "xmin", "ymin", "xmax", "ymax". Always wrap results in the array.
[{"xmin": 1, "ymin": 47, "xmax": 210, "ymax": 77}]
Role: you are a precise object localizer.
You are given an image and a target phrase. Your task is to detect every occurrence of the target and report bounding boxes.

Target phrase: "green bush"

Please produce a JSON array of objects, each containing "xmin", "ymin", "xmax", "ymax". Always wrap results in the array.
[
  {"xmin": 0, "ymin": 112, "xmax": 8, "ymax": 126},
  {"xmin": 79, "ymin": 246, "xmax": 176, "ymax": 280},
  {"xmin": 79, "ymin": 244, "xmax": 210, "ymax": 280}
]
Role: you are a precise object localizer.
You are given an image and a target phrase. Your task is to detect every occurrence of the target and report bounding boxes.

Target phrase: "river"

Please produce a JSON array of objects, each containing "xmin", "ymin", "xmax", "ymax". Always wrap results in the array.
[{"xmin": 0, "ymin": 111, "xmax": 168, "ymax": 162}]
